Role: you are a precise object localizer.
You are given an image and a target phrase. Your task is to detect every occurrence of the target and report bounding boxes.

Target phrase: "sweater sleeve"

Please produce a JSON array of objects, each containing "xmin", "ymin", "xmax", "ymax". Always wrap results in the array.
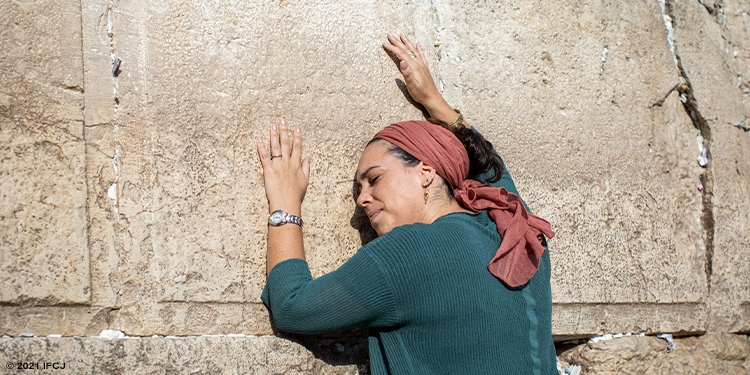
[{"xmin": 260, "ymin": 249, "xmax": 400, "ymax": 334}]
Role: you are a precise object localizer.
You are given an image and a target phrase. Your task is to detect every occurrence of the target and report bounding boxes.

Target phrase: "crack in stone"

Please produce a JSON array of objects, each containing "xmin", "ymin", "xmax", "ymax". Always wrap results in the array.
[
  {"xmin": 650, "ymin": 83, "xmax": 680, "ymax": 107},
  {"xmin": 76, "ymin": 0, "xmax": 93, "ymax": 305},
  {"xmin": 52, "ymin": 83, "xmax": 84, "ymax": 93},
  {"xmin": 658, "ymin": 0, "xmax": 716, "ymax": 291},
  {"xmin": 105, "ymin": 1, "xmax": 124, "ymax": 327},
  {"xmin": 0, "ymin": 298, "xmax": 93, "ymax": 308},
  {"xmin": 105, "ymin": 2, "xmax": 121, "ymax": 224},
  {"xmin": 429, "ymin": 0, "xmax": 446, "ymax": 96},
  {"xmin": 699, "ymin": 0, "xmax": 716, "ymax": 15}
]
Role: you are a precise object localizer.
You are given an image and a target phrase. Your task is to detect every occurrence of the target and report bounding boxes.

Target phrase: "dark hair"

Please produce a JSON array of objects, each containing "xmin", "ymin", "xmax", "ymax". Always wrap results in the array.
[
  {"xmin": 367, "ymin": 138, "xmax": 421, "ymax": 166},
  {"xmin": 368, "ymin": 125, "xmax": 505, "ymax": 184},
  {"xmin": 451, "ymin": 125, "xmax": 505, "ymax": 183}
]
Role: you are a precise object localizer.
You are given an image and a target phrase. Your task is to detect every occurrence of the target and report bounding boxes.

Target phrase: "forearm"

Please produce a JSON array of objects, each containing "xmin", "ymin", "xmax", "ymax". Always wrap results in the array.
[
  {"xmin": 267, "ymin": 223, "xmax": 305, "ymax": 276},
  {"xmin": 261, "ymin": 250, "xmax": 399, "ymax": 334},
  {"xmin": 257, "ymin": 118, "xmax": 311, "ymax": 277},
  {"xmin": 266, "ymin": 201, "xmax": 305, "ymax": 275}
]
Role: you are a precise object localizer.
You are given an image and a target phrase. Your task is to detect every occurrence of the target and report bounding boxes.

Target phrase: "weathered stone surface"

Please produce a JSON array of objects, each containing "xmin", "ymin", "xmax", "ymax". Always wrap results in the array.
[
  {"xmin": 553, "ymin": 302, "xmax": 707, "ymax": 338},
  {"xmin": 0, "ymin": 306, "xmax": 114, "ymax": 338},
  {"xmin": 1, "ymin": 0, "xmax": 750, "ymax": 370},
  {"xmin": 0, "ymin": 336, "xmax": 363, "ymax": 374},
  {"xmin": 0, "ymin": 0, "xmax": 90, "ymax": 305},
  {"xmin": 560, "ymin": 333, "xmax": 750, "ymax": 374},
  {"xmin": 667, "ymin": 0, "xmax": 750, "ymax": 333}
]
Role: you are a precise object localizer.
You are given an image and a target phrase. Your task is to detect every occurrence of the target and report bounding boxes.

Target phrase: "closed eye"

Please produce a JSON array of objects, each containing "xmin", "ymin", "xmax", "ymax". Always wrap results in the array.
[{"xmin": 353, "ymin": 181, "xmax": 362, "ymax": 201}]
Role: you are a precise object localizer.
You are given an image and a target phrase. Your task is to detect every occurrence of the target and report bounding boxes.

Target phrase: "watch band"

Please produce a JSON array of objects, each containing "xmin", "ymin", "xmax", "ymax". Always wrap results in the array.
[{"xmin": 268, "ymin": 209, "xmax": 304, "ymax": 227}]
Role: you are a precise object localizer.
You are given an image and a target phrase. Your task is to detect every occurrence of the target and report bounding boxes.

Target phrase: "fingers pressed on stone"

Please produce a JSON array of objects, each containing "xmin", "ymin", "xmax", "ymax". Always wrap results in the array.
[
  {"xmin": 256, "ymin": 138, "xmax": 269, "ymax": 166},
  {"xmin": 291, "ymin": 127, "xmax": 302, "ymax": 162},
  {"xmin": 278, "ymin": 118, "xmax": 290, "ymax": 157},
  {"xmin": 270, "ymin": 124, "xmax": 281, "ymax": 158},
  {"xmin": 302, "ymin": 156, "xmax": 310, "ymax": 177},
  {"xmin": 387, "ymin": 33, "xmax": 406, "ymax": 50},
  {"xmin": 400, "ymin": 34, "xmax": 415, "ymax": 51}
]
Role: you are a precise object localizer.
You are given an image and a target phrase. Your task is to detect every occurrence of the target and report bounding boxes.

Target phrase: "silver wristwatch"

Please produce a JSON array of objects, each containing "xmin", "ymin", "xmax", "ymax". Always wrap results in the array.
[{"xmin": 268, "ymin": 209, "xmax": 304, "ymax": 227}]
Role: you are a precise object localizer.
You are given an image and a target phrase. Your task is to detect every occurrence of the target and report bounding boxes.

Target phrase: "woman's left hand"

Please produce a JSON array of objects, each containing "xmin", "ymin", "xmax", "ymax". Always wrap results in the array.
[
  {"xmin": 383, "ymin": 33, "xmax": 443, "ymax": 108},
  {"xmin": 256, "ymin": 118, "xmax": 310, "ymax": 215},
  {"xmin": 383, "ymin": 34, "xmax": 464, "ymax": 127}
]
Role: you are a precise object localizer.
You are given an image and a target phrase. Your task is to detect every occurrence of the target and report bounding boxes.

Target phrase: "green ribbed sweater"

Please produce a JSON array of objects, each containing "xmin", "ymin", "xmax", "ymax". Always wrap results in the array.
[{"xmin": 261, "ymin": 166, "xmax": 556, "ymax": 375}]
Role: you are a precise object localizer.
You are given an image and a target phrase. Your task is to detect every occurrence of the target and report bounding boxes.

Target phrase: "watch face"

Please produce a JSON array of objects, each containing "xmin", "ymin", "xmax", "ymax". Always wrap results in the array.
[{"xmin": 269, "ymin": 210, "xmax": 285, "ymax": 225}]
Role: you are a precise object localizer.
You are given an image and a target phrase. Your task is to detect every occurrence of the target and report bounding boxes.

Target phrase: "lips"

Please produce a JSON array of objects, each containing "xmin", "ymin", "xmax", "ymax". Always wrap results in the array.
[{"xmin": 367, "ymin": 209, "xmax": 381, "ymax": 222}]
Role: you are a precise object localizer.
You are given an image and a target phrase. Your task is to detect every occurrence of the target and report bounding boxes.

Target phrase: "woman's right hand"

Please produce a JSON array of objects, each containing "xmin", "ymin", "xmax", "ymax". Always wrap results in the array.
[
  {"xmin": 256, "ymin": 118, "xmax": 310, "ymax": 216},
  {"xmin": 383, "ymin": 34, "xmax": 466, "ymax": 127}
]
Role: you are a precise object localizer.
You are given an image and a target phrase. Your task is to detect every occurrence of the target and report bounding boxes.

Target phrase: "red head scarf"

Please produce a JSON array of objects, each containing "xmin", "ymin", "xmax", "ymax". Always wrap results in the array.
[{"xmin": 373, "ymin": 120, "xmax": 555, "ymax": 288}]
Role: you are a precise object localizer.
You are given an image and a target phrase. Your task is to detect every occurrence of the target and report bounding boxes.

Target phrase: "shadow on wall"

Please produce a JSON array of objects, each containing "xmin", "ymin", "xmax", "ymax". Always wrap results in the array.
[
  {"xmin": 350, "ymin": 183, "xmax": 379, "ymax": 246},
  {"xmin": 383, "ymin": 45, "xmax": 430, "ymax": 120},
  {"xmin": 272, "ymin": 327, "xmax": 371, "ymax": 375}
]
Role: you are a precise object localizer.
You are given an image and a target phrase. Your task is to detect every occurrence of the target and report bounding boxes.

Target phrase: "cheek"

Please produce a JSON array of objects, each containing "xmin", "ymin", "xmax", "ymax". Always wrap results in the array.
[{"xmin": 389, "ymin": 181, "xmax": 423, "ymax": 217}]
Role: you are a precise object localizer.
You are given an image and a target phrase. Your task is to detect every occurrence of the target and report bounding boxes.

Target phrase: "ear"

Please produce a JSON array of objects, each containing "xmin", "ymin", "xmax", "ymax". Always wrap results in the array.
[{"xmin": 418, "ymin": 162, "xmax": 437, "ymax": 187}]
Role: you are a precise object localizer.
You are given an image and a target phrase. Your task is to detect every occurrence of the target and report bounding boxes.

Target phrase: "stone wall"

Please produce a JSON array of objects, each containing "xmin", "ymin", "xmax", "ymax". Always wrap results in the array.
[{"xmin": 1, "ymin": 0, "xmax": 749, "ymax": 373}]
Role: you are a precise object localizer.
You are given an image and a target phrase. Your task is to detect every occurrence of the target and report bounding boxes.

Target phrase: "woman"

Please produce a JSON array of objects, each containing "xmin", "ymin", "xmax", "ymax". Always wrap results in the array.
[{"xmin": 256, "ymin": 34, "xmax": 557, "ymax": 374}]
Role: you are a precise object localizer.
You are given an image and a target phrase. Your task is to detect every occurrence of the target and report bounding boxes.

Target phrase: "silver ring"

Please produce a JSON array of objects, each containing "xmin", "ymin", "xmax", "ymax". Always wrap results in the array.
[
  {"xmin": 407, "ymin": 51, "xmax": 417, "ymax": 58},
  {"xmin": 270, "ymin": 154, "xmax": 282, "ymax": 160}
]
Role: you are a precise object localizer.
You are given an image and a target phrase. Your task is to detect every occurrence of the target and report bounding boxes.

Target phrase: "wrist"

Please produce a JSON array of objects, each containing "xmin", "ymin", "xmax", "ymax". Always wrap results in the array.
[
  {"xmin": 268, "ymin": 209, "xmax": 304, "ymax": 227},
  {"xmin": 268, "ymin": 203, "xmax": 302, "ymax": 217},
  {"xmin": 422, "ymin": 98, "xmax": 457, "ymax": 123}
]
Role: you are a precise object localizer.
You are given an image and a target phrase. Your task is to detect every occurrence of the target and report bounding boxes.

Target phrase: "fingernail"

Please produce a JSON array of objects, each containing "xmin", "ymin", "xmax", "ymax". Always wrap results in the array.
[
  {"xmin": 295, "ymin": 127, "xmax": 300, "ymax": 133},
  {"xmin": 400, "ymin": 60, "xmax": 408, "ymax": 70},
  {"xmin": 272, "ymin": 125, "xmax": 277, "ymax": 132},
  {"xmin": 258, "ymin": 138, "xmax": 263, "ymax": 143},
  {"xmin": 417, "ymin": 42, "xmax": 422, "ymax": 48},
  {"xmin": 281, "ymin": 118, "xmax": 287, "ymax": 126}
]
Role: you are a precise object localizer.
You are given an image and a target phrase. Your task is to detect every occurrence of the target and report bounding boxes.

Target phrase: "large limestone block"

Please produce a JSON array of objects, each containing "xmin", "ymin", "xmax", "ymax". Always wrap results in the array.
[
  {"xmin": 0, "ymin": 306, "xmax": 114, "ymax": 337},
  {"xmin": 707, "ymin": 123, "xmax": 750, "ymax": 333},
  {"xmin": 712, "ymin": 1, "xmax": 750, "ymax": 334},
  {"xmin": 668, "ymin": 0, "xmax": 750, "ymax": 333},
  {"xmin": 559, "ymin": 333, "xmax": 750, "ymax": 374},
  {"xmin": 0, "ymin": 0, "xmax": 89, "ymax": 305},
  {"xmin": 0, "ymin": 336, "xmax": 361, "ymax": 374}
]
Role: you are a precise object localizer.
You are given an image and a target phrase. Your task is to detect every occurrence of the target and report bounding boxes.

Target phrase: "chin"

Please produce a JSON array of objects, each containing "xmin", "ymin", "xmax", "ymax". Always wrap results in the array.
[{"xmin": 372, "ymin": 223, "xmax": 390, "ymax": 237}]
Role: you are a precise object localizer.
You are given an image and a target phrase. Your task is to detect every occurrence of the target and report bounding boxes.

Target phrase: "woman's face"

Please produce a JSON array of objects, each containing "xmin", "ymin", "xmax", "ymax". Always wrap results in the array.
[{"xmin": 355, "ymin": 140, "xmax": 426, "ymax": 236}]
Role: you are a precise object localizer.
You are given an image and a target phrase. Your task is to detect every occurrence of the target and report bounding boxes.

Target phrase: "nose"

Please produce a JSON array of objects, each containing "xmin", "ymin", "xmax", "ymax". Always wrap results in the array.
[{"xmin": 356, "ymin": 187, "xmax": 372, "ymax": 208}]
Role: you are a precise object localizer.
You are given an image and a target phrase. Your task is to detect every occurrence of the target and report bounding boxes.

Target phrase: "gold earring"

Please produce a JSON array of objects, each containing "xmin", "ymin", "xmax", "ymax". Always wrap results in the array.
[{"xmin": 424, "ymin": 189, "xmax": 429, "ymax": 204}]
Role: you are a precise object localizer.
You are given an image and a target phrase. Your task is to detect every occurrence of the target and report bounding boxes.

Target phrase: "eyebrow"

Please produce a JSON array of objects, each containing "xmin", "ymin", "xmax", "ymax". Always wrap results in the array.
[{"xmin": 357, "ymin": 165, "xmax": 381, "ymax": 182}]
